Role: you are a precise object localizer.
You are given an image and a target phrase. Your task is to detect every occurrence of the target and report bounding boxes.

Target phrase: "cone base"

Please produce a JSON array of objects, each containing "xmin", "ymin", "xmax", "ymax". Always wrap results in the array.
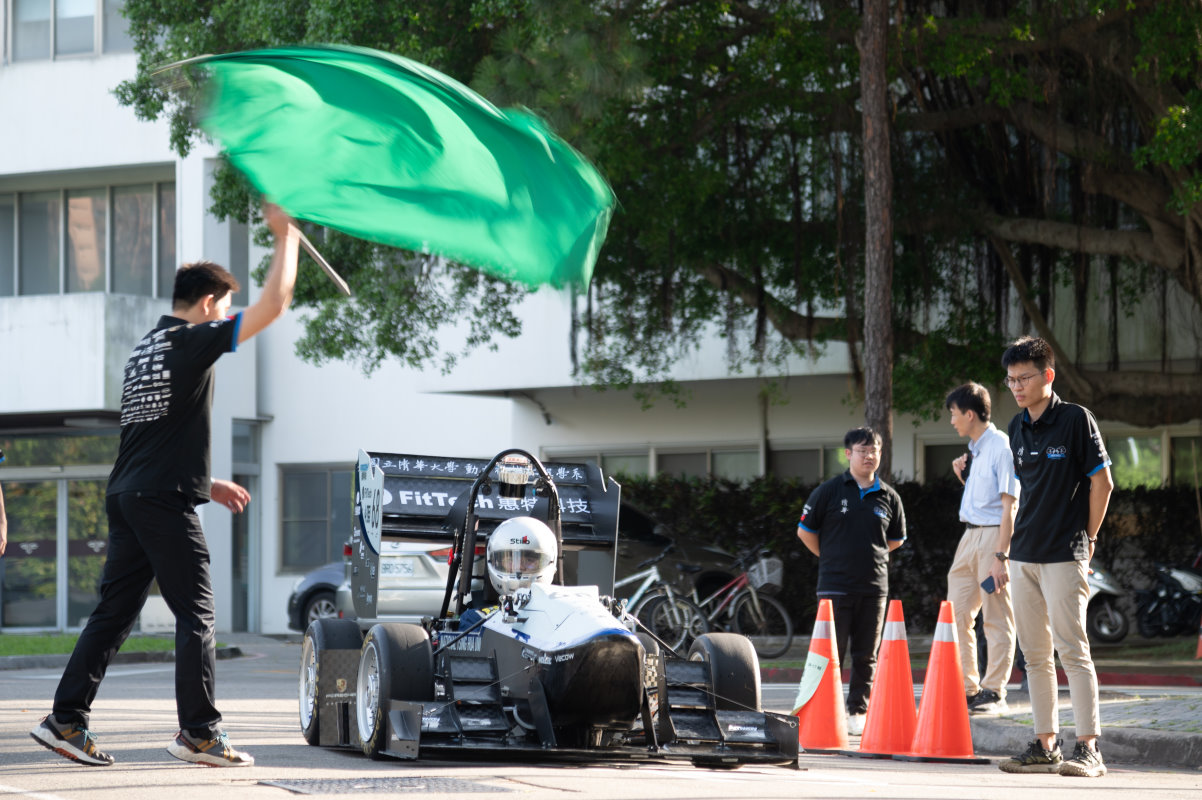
[
  {"xmin": 802, "ymin": 747, "xmax": 855, "ymax": 755},
  {"xmin": 893, "ymin": 753, "xmax": 992, "ymax": 764}
]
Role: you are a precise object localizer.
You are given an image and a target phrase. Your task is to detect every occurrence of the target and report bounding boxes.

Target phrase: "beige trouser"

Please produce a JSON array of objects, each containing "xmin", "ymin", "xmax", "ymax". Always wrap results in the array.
[
  {"xmin": 1011, "ymin": 559, "xmax": 1101, "ymax": 737},
  {"xmin": 947, "ymin": 525, "xmax": 1016, "ymax": 697}
]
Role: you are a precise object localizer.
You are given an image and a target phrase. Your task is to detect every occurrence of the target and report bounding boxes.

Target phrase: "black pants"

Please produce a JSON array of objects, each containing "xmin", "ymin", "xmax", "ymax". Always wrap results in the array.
[
  {"xmin": 823, "ymin": 592, "xmax": 888, "ymax": 715},
  {"xmin": 52, "ymin": 491, "xmax": 221, "ymax": 738}
]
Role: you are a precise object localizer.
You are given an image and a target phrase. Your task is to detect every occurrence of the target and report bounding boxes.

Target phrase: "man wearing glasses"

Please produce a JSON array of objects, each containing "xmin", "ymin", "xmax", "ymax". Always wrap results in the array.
[
  {"xmin": 797, "ymin": 427, "xmax": 907, "ymax": 736},
  {"xmin": 992, "ymin": 336, "xmax": 1113, "ymax": 778}
]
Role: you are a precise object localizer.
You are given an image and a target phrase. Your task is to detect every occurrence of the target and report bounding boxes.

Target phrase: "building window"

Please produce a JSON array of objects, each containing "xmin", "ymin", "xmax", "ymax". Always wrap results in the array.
[
  {"xmin": 658, "ymin": 452, "xmax": 707, "ymax": 479},
  {"xmin": 111, "ymin": 184, "xmax": 152, "ymax": 295},
  {"xmin": 65, "ymin": 188, "xmax": 106, "ymax": 292},
  {"xmin": 55, "ymin": 0, "xmax": 94, "ymax": 56},
  {"xmin": 923, "ymin": 443, "xmax": 967, "ymax": 484},
  {"xmin": 18, "ymin": 191, "xmax": 59, "ymax": 295},
  {"xmin": 102, "ymin": 0, "xmax": 132, "ymax": 52},
  {"xmin": 156, "ymin": 182, "xmax": 175, "ymax": 298},
  {"xmin": 280, "ymin": 466, "xmax": 353, "ymax": 571},
  {"xmin": 767, "ymin": 449, "xmax": 821, "ymax": 483},
  {"xmin": 0, "ymin": 182, "xmax": 175, "ymax": 298},
  {"xmin": 552, "ymin": 447, "xmax": 763, "ymax": 482},
  {"xmin": 8, "ymin": 0, "xmax": 132, "ymax": 61},
  {"xmin": 1170, "ymin": 436, "xmax": 1202, "ymax": 487},
  {"xmin": 0, "ymin": 193, "xmax": 14, "ymax": 297}
]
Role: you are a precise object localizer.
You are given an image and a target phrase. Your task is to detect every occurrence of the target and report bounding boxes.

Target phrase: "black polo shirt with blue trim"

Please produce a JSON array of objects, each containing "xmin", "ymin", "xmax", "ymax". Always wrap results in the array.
[
  {"xmin": 1007, "ymin": 392, "xmax": 1111, "ymax": 563},
  {"xmin": 797, "ymin": 471, "xmax": 907, "ymax": 594}
]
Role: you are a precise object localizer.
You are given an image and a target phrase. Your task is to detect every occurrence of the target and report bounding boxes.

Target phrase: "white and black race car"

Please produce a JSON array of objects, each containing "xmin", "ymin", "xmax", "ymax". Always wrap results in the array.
[{"xmin": 298, "ymin": 448, "xmax": 799, "ymax": 767}]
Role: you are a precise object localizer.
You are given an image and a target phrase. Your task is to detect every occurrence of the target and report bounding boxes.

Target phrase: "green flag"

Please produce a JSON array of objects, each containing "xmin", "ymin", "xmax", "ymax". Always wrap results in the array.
[{"xmin": 192, "ymin": 44, "xmax": 615, "ymax": 288}]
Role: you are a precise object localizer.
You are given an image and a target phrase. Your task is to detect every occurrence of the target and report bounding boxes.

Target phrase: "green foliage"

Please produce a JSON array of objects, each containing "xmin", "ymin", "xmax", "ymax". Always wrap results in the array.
[
  {"xmin": 622, "ymin": 474, "xmax": 1200, "ymax": 634},
  {"xmin": 0, "ymin": 634, "xmax": 180, "ymax": 656},
  {"xmin": 113, "ymin": 0, "xmax": 1202, "ymax": 426}
]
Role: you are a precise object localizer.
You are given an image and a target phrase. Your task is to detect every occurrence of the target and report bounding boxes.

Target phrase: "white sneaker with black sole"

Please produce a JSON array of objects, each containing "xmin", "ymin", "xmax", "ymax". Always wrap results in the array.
[{"xmin": 30, "ymin": 716, "xmax": 114, "ymax": 766}]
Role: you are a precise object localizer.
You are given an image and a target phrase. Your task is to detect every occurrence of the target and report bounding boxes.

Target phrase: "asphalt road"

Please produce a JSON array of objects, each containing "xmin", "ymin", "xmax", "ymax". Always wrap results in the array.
[{"xmin": 1, "ymin": 636, "xmax": 1199, "ymax": 800}]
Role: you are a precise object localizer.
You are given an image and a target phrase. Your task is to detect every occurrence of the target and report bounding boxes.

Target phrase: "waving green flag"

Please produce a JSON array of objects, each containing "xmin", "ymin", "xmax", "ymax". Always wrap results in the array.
[{"xmin": 191, "ymin": 44, "xmax": 615, "ymax": 288}]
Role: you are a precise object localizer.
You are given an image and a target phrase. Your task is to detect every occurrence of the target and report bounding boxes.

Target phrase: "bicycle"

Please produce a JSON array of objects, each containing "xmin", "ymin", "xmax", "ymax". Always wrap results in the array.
[
  {"xmin": 613, "ymin": 548, "xmax": 708, "ymax": 651},
  {"xmin": 691, "ymin": 546, "xmax": 793, "ymax": 659}
]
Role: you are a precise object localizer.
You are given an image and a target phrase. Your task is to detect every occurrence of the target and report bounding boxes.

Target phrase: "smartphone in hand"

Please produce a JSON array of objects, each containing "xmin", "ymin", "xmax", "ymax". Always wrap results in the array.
[{"xmin": 980, "ymin": 575, "xmax": 997, "ymax": 595}]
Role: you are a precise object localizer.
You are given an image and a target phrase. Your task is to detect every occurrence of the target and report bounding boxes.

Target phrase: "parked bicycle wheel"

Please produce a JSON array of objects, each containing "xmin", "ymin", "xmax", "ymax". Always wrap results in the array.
[
  {"xmin": 731, "ymin": 592, "xmax": 793, "ymax": 659},
  {"xmin": 637, "ymin": 595, "xmax": 709, "ymax": 652}
]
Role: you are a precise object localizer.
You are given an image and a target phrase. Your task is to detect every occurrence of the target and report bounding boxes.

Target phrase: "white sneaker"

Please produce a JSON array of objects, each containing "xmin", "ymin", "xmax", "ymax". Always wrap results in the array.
[{"xmin": 847, "ymin": 714, "xmax": 866, "ymax": 736}]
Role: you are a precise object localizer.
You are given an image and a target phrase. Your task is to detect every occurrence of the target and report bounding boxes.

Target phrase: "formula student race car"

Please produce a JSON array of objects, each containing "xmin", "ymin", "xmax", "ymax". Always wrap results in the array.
[{"xmin": 298, "ymin": 448, "xmax": 799, "ymax": 767}]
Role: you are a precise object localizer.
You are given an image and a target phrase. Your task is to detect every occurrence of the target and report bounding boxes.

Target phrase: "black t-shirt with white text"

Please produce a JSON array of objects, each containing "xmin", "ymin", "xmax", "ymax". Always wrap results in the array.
[
  {"xmin": 1007, "ymin": 392, "xmax": 1110, "ymax": 563},
  {"xmin": 106, "ymin": 313, "xmax": 242, "ymax": 503},
  {"xmin": 797, "ymin": 471, "xmax": 907, "ymax": 595}
]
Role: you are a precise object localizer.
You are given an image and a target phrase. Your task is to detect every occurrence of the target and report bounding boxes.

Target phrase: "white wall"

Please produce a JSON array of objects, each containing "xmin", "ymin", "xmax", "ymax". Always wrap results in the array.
[{"xmin": 0, "ymin": 54, "xmax": 173, "ymax": 173}]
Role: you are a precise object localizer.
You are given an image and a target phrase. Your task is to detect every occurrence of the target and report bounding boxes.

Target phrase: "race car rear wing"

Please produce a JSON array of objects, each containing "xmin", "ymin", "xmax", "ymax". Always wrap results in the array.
[{"xmin": 349, "ymin": 449, "xmax": 621, "ymax": 620}]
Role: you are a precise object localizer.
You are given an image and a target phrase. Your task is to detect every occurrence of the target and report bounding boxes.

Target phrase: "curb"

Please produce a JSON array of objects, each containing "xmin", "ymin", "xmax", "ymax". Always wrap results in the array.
[
  {"xmin": 969, "ymin": 716, "xmax": 1202, "ymax": 771},
  {"xmin": 0, "ymin": 646, "xmax": 244, "ymax": 671}
]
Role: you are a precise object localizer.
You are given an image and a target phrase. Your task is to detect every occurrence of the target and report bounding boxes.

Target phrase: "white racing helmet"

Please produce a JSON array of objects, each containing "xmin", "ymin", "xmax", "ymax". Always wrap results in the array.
[{"xmin": 486, "ymin": 516, "xmax": 558, "ymax": 596}]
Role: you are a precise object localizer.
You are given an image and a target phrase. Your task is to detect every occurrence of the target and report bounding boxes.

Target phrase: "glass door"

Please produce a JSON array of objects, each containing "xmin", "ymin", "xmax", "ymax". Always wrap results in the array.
[
  {"xmin": 66, "ymin": 480, "xmax": 109, "ymax": 628},
  {"xmin": 1, "ymin": 480, "xmax": 58, "ymax": 627}
]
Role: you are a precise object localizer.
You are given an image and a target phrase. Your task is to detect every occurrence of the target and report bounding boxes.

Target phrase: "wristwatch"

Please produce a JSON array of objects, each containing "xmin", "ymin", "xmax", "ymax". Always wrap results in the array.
[{"xmin": 995, "ymin": 552, "xmax": 1009, "ymax": 562}]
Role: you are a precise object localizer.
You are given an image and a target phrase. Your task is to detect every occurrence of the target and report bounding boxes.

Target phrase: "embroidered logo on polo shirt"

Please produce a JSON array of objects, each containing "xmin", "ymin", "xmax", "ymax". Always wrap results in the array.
[
  {"xmin": 840, "ymin": 498, "xmax": 848, "ymax": 514},
  {"xmin": 1046, "ymin": 445, "xmax": 1067, "ymax": 459},
  {"xmin": 873, "ymin": 507, "xmax": 888, "ymax": 519}
]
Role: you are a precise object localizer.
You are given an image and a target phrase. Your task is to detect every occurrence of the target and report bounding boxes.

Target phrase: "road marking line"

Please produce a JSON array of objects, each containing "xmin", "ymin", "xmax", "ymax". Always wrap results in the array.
[{"xmin": 0, "ymin": 784, "xmax": 72, "ymax": 800}]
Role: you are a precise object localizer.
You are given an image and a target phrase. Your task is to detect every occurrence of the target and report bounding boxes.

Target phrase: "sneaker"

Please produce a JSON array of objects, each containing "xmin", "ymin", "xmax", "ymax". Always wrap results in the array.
[
  {"xmin": 167, "ymin": 730, "xmax": 254, "ymax": 767},
  {"xmin": 999, "ymin": 738, "xmax": 1063, "ymax": 773},
  {"xmin": 968, "ymin": 689, "xmax": 1008, "ymax": 715},
  {"xmin": 846, "ymin": 714, "xmax": 866, "ymax": 736},
  {"xmin": 1059, "ymin": 741, "xmax": 1107, "ymax": 778},
  {"xmin": 30, "ymin": 716, "xmax": 114, "ymax": 766}
]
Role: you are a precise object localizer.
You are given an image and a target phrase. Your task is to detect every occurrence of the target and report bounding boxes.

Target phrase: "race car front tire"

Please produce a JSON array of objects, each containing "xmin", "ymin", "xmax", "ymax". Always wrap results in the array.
[
  {"xmin": 299, "ymin": 618, "xmax": 363, "ymax": 746},
  {"xmin": 688, "ymin": 632, "xmax": 761, "ymax": 712},
  {"xmin": 356, "ymin": 623, "xmax": 434, "ymax": 759}
]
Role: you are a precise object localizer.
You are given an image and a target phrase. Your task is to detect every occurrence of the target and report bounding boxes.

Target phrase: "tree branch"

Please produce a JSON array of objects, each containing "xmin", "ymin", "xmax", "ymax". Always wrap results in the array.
[
  {"xmin": 987, "ymin": 235, "xmax": 1093, "ymax": 398},
  {"xmin": 981, "ymin": 215, "xmax": 1163, "ymax": 266}
]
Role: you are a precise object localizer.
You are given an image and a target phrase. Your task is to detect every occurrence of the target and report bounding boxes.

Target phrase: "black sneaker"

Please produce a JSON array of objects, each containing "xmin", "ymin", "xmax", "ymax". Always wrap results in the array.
[
  {"xmin": 968, "ymin": 689, "xmax": 1007, "ymax": 715},
  {"xmin": 167, "ymin": 730, "xmax": 254, "ymax": 767},
  {"xmin": 1059, "ymin": 740, "xmax": 1107, "ymax": 778},
  {"xmin": 30, "ymin": 716, "xmax": 114, "ymax": 766},
  {"xmin": 999, "ymin": 739, "xmax": 1063, "ymax": 773}
]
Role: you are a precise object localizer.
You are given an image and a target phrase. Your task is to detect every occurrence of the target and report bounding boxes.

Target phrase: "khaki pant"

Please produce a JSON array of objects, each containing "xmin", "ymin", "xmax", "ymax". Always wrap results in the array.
[
  {"xmin": 947, "ymin": 525, "xmax": 1016, "ymax": 697},
  {"xmin": 1011, "ymin": 559, "xmax": 1100, "ymax": 737}
]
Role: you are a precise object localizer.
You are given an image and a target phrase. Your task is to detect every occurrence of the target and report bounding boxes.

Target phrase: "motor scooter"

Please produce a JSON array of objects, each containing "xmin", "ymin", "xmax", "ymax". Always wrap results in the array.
[
  {"xmin": 1086, "ymin": 566, "xmax": 1130, "ymax": 644},
  {"xmin": 1135, "ymin": 552, "xmax": 1202, "ymax": 639}
]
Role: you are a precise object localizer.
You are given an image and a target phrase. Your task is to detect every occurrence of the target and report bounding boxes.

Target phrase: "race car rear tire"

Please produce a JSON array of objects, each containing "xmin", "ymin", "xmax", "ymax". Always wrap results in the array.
[
  {"xmin": 688, "ymin": 632, "xmax": 761, "ymax": 712},
  {"xmin": 299, "ymin": 618, "xmax": 363, "ymax": 746},
  {"xmin": 356, "ymin": 623, "xmax": 434, "ymax": 759}
]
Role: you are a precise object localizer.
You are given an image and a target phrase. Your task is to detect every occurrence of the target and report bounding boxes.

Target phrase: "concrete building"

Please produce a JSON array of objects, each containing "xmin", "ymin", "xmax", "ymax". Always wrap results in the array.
[{"xmin": 2, "ymin": 2, "xmax": 1199, "ymax": 634}]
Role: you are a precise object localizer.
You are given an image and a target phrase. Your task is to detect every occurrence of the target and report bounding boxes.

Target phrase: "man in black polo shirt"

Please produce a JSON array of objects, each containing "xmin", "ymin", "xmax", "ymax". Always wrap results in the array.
[
  {"xmin": 32, "ymin": 204, "xmax": 299, "ymax": 769},
  {"xmin": 796, "ymin": 427, "xmax": 907, "ymax": 736},
  {"xmin": 991, "ymin": 336, "xmax": 1114, "ymax": 778}
]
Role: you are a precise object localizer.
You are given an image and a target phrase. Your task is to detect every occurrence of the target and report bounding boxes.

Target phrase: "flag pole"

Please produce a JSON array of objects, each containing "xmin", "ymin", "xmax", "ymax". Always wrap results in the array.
[{"xmin": 295, "ymin": 229, "xmax": 351, "ymax": 296}]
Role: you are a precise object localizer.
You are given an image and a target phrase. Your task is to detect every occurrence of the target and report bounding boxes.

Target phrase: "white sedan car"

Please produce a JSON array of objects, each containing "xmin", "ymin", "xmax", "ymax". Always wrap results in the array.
[{"xmin": 334, "ymin": 540, "xmax": 484, "ymax": 623}]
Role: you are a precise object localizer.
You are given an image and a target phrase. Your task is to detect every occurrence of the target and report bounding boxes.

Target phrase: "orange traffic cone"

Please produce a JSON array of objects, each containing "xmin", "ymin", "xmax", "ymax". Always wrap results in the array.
[
  {"xmin": 1195, "ymin": 620, "xmax": 1202, "ymax": 660},
  {"xmin": 854, "ymin": 599, "xmax": 917, "ymax": 758},
  {"xmin": 895, "ymin": 600, "xmax": 989, "ymax": 764},
  {"xmin": 791, "ymin": 598, "xmax": 849, "ymax": 753}
]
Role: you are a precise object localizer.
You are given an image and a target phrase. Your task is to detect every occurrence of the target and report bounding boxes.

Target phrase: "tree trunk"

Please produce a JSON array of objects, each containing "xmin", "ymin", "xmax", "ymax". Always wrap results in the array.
[{"xmin": 858, "ymin": 0, "xmax": 894, "ymax": 479}]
